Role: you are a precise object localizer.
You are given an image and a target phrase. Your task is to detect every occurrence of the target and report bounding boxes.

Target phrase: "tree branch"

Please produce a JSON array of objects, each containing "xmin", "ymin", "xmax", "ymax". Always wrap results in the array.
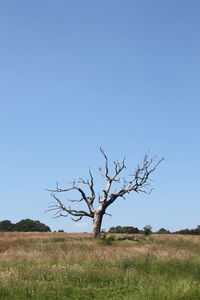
[
  {"xmin": 46, "ymin": 180, "xmax": 95, "ymax": 220},
  {"xmin": 104, "ymin": 154, "xmax": 164, "ymax": 209},
  {"xmin": 99, "ymin": 147, "xmax": 110, "ymax": 180}
]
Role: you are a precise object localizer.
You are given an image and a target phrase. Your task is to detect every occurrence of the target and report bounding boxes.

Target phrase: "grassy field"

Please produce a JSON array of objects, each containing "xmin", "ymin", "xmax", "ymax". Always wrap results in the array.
[{"xmin": 0, "ymin": 232, "xmax": 200, "ymax": 299}]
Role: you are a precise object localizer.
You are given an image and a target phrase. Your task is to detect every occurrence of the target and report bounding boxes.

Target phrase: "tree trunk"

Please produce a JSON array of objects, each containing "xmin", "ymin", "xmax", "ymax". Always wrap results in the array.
[{"xmin": 92, "ymin": 212, "xmax": 103, "ymax": 239}]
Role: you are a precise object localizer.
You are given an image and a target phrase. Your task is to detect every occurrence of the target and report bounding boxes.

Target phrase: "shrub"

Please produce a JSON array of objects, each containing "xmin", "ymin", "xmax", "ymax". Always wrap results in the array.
[{"xmin": 143, "ymin": 225, "xmax": 152, "ymax": 236}]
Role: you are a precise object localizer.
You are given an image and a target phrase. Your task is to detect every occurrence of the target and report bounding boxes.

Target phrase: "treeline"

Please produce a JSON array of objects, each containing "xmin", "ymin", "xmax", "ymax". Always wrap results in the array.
[
  {"xmin": 108, "ymin": 225, "xmax": 200, "ymax": 235},
  {"xmin": 174, "ymin": 225, "xmax": 200, "ymax": 235},
  {"xmin": 109, "ymin": 226, "xmax": 139, "ymax": 234},
  {"xmin": 0, "ymin": 219, "xmax": 51, "ymax": 232}
]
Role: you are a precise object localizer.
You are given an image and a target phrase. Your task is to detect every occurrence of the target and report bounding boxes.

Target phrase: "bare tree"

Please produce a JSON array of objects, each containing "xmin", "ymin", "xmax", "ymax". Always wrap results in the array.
[{"xmin": 47, "ymin": 148, "xmax": 164, "ymax": 238}]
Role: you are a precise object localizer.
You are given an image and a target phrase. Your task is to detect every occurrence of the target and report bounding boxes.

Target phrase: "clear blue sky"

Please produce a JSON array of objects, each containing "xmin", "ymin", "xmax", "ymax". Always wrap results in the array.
[{"xmin": 0, "ymin": 0, "xmax": 200, "ymax": 232}]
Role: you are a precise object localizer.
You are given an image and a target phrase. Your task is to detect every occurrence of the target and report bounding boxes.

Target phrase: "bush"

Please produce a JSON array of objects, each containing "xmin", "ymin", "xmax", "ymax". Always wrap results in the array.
[{"xmin": 143, "ymin": 225, "xmax": 152, "ymax": 236}]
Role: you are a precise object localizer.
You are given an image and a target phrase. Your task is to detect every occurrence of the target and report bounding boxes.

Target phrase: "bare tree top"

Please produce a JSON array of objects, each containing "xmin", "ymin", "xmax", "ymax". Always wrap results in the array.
[{"xmin": 47, "ymin": 148, "xmax": 164, "ymax": 222}]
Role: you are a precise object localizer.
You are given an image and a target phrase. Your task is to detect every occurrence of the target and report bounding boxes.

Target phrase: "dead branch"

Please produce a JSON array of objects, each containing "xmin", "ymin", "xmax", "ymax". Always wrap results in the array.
[
  {"xmin": 46, "ymin": 179, "xmax": 95, "ymax": 221},
  {"xmin": 104, "ymin": 155, "xmax": 164, "ymax": 209},
  {"xmin": 47, "ymin": 148, "xmax": 164, "ymax": 237}
]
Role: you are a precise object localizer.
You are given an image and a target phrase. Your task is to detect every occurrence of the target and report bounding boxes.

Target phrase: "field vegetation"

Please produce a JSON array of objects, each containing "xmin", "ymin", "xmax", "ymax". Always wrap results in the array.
[{"xmin": 0, "ymin": 232, "xmax": 200, "ymax": 299}]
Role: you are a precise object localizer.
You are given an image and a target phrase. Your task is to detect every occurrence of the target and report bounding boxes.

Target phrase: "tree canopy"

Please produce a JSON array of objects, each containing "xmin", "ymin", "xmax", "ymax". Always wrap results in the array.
[{"xmin": 0, "ymin": 219, "xmax": 51, "ymax": 232}]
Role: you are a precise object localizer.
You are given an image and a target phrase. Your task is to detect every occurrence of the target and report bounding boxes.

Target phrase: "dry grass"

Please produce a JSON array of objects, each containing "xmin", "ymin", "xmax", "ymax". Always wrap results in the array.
[{"xmin": 0, "ymin": 233, "xmax": 200, "ymax": 299}]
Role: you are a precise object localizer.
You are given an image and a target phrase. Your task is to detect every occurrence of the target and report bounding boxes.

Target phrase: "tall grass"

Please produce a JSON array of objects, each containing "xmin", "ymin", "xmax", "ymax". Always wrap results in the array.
[{"xmin": 0, "ymin": 232, "xmax": 200, "ymax": 299}]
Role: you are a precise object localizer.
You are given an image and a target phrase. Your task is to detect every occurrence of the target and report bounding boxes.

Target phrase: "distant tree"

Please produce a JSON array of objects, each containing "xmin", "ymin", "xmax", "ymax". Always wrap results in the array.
[
  {"xmin": 47, "ymin": 148, "xmax": 163, "ymax": 238},
  {"xmin": 0, "ymin": 219, "xmax": 50, "ymax": 232},
  {"xmin": 109, "ymin": 226, "xmax": 139, "ymax": 234},
  {"xmin": 109, "ymin": 226, "xmax": 123, "ymax": 233},
  {"xmin": 158, "ymin": 228, "xmax": 170, "ymax": 234},
  {"xmin": 0, "ymin": 220, "xmax": 14, "ymax": 232},
  {"xmin": 175, "ymin": 228, "xmax": 191, "ymax": 235},
  {"xmin": 109, "ymin": 226, "xmax": 121, "ymax": 233},
  {"xmin": 195, "ymin": 225, "xmax": 200, "ymax": 234},
  {"xmin": 175, "ymin": 225, "xmax": 200, "ymax": 235},
  {"xmin": 143, "ymin": 225, "xmax": 152, "ymax": 236},
  {"xmin": 14, "ymin": 219, "xmax": 51, "ymax": 232}
]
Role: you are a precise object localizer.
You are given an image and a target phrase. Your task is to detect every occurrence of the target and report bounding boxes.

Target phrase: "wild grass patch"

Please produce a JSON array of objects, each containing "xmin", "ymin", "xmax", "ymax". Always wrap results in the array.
[{"xmin": 0, "ymin": 233, "xmax": 200, "ymax": 299}]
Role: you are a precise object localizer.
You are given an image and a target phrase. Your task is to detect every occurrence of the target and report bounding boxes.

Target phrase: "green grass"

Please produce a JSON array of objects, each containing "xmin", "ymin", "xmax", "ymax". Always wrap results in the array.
[{"xmin": 0, "ymin": 233, "xmax": 200, "ymax": 299}]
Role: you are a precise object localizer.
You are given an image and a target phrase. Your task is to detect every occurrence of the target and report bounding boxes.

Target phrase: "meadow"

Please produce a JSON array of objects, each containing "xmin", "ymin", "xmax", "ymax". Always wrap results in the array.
[{"xmin": 0, "ymin": 232, "xmax": 200, "ymax": 300}]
